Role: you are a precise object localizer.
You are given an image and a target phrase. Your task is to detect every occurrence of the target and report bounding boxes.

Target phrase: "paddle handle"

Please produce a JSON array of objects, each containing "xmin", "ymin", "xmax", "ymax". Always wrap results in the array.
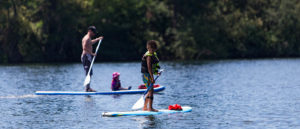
[{"xmin": 86, "ymin": 39, "xmax": 102, "ymax": 76}]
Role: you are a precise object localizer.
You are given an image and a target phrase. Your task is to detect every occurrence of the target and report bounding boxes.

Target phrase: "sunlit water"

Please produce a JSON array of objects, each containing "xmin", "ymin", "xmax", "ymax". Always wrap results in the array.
[{"xmin": 1, "ymin": 59, "xmax": 300, "ymax": 128}]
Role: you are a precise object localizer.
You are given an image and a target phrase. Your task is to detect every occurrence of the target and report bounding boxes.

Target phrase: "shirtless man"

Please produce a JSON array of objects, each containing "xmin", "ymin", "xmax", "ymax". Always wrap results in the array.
[{"xmin": 81, "ymin": 26, "xmax": 103, "ymax": 92}]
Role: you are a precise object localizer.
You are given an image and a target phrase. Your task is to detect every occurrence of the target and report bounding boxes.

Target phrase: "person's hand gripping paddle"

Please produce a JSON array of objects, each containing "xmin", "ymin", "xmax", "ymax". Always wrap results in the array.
[
  {"xmin": 83, "ymin": 39, "xmax": 103, "ymax": 88},
  {"xmin": 132, "ymin": 69, "xmax": 164, "ymax": 110}
]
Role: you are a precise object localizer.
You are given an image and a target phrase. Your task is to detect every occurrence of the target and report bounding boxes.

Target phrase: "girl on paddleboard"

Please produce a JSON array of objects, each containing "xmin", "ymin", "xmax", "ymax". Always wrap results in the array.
[
  {"xmin": 141, "ymin": 40, "xmax": 161, "ymax": 111},
  {"xmin": 111, "ymin": 72, "xmax": 132, "ymax": 91}
]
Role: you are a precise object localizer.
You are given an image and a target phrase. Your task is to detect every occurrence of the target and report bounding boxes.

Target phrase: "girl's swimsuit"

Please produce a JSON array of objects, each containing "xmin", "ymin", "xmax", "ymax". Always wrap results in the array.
[
  {"xmin": 141, "ymin": 51, "xmax": 160, "ymax": 88},
  {"xmin": 142, "ymin": 73, "xmax": 151, "ymax": 88},
  {"xmin": 141, "ymin": 51, "xmax": 160, "ymax": 75},
  {"xmin": 111, "ymin": 79, "xmax": 121, "ymax": 91}
]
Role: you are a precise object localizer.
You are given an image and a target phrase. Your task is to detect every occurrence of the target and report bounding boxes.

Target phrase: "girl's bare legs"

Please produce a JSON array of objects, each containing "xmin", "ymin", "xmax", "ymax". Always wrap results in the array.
[
  {"xmin": 143, "ymin": 81, "xmax": 151, "ymax": 111},
  {"xmin": 148, "ymin": 88, "xmax": 158, "ymax": 112},
  {"xmin": 143, "ymin": 92, "xmax": 150, "ymax": 111}
]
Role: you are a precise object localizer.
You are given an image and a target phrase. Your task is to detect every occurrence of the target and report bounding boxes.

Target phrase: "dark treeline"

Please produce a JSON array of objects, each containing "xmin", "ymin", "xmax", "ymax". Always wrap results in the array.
[{"xmin": 1, "ymin": 0, "xmax": 300, "ymax": 63}]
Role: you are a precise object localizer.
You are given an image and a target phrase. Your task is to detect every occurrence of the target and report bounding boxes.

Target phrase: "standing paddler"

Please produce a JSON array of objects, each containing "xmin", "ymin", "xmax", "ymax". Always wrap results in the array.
[
  {"xmin": 81, "ymin": 26, "xmax": 103, "ymax": 92},
  {"xmin": 141, "ymin": 40, "xmax": 161, "ymax": 111}
]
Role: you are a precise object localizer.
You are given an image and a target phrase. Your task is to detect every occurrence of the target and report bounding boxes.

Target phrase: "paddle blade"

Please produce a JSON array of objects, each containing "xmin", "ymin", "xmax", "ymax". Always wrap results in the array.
[
  {"xmin": 132, "ymin": 96, "xmax": 145, "ymax": 110},
  {"xmin": 84, "ymin": 75, "xmax": 90, "ymax": 87}
]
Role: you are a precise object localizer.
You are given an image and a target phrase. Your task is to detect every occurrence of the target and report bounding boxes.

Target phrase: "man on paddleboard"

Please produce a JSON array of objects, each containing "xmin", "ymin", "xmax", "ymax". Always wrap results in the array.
[{"xmin": 81, "ymin": 26, "xmax": 103, "ymax": 92}]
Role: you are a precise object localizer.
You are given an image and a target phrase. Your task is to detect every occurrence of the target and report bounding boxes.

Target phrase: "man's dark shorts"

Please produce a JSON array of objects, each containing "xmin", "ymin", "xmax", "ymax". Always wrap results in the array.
[{"xmin": 81, "ymin": 54, "xmax": 93, "ymax": 76}]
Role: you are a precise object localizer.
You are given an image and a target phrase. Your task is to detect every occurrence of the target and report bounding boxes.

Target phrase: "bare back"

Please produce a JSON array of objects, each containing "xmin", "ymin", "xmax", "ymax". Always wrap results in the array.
[{"xmin": 82, "ymin": 34, "xmax": 93, "ymax": 56}]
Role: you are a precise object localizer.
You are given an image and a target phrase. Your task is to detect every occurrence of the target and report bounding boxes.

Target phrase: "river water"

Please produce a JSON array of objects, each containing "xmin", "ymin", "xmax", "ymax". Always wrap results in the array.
[{"xmin": 1, "ymin": 59, "xmax": 300, "ymax": 128}]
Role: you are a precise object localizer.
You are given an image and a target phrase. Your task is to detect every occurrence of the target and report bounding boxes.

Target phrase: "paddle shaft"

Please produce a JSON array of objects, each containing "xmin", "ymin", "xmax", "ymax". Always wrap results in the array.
[{"xmin": 86, "ymin": 39, "xmax": 102, "ymax": 77}]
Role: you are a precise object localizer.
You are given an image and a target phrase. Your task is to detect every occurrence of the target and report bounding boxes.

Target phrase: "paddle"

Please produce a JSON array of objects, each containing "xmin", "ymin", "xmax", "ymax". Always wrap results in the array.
[
  {"xmin": 132, "ymin": 69, "xmax": 164, "ymax": 110},
  {"xmin": 83, "ymin": 39, "xmax": 103, "ymax": 88}
]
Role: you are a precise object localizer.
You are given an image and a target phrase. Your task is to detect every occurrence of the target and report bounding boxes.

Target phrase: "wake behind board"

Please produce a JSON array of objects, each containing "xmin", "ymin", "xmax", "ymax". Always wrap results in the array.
[
  {"xmin": 102, "ymin": 106, "xmax": 192, "ymax": 117},
  {"xmin": 35, "ymin": 86, "xmax": 165, "ymax": 95}
]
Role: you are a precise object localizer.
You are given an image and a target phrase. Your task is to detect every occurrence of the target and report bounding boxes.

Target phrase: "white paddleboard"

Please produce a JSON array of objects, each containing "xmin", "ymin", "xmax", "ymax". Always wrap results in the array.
[
  {"xmin": 102, "ymin": 106, "xmax": 192, "ymax": 117},
  {"xmin": 35, "ymin": 86, "xmax": 165, "ymax": 95}
]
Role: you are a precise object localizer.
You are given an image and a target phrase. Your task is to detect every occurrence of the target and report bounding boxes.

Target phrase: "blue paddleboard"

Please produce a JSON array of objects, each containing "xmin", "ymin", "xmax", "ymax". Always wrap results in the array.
[
  {"xmin": 35, "ymin": 86, "xmax": 165, "ymax": 95},
  {"xmin": 102, "ymin": 106, "xmax": 192, "ymax": 117}
]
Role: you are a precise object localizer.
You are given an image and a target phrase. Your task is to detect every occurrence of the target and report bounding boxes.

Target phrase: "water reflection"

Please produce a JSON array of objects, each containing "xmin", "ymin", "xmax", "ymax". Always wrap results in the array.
[
  {"xmin": 84, "ymin": 96, "xmax": 97, "ymax": 109},
  {"xmin": 133, "ymin": 115, "xmax": 161, "ymax": 129},
  {"xmin": 85, "ymin": 95, "xmax": 93, "ymax": 102},
  {"xmin": 112, "ymin": 95, "xmax": 121, "ymax": 99},
  {"xmin": 143, "ymin": 116, "xmax": 158, "ymax": 128}
]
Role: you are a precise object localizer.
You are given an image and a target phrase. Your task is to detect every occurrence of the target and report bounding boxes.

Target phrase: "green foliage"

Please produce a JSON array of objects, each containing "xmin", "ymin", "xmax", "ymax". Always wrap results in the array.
[{"xmin": 1, "ymin": 0, "xmax": 300, "ymax": 63}]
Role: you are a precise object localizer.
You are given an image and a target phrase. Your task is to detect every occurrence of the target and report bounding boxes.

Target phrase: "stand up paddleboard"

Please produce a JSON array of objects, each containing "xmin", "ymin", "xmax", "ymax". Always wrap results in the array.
[
  {"xmin": 102, "ymin": 106, "xmax": 192, "ymax": 117},
  {"xmin": 35, "ymin": 86, "xmax": 165, "ymax": 95}
]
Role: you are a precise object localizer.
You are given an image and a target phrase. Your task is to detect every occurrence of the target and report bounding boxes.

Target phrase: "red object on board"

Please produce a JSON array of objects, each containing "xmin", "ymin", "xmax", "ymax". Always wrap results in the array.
[
  {"xmin": 168, "ymin": 104, "xmax": 182, "ymax": 110},
  {"xmin": 138, "ymin": 84, "xmax": 160, "ymax": 89}
]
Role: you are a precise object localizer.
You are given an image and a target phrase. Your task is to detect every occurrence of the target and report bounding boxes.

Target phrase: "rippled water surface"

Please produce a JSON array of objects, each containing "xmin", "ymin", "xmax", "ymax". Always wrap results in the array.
[{"xmin": 1, "ymin": 59, "xmax": 300, "ymax": 128}]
